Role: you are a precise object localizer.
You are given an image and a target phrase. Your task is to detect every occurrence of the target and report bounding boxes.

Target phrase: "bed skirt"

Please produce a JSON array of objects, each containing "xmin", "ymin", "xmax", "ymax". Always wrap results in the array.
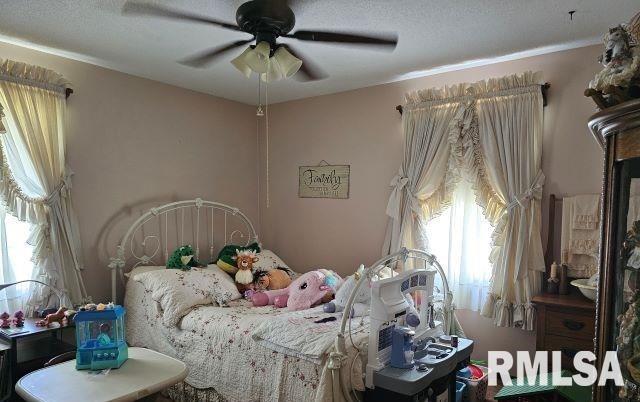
[{"xmin": 166, "ymin": 382, "xmax": 226, "ymax": 402}]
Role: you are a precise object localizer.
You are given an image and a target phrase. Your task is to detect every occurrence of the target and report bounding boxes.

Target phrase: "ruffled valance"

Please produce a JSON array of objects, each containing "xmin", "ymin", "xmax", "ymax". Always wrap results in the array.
[
  {"xmin": 0, "ymin": 59, "xmax": 71, "ymax": 98},
  {"xmin": 404, "ymin": 71, "xmax": 544, "ymax": 110}
]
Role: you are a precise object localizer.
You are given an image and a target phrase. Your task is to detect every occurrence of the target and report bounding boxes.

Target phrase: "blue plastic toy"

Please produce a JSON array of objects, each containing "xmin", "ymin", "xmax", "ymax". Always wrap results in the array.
[
  {"xmin": 75, "ymin": 305, "xmax": 128, "ymax": 370},
  {"xmin": 390, "ymin": 326, "xmax": 415, "ymax": 369}
]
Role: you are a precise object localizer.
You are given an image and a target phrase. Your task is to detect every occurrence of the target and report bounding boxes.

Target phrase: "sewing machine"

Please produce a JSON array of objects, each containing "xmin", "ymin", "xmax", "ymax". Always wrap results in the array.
[{"xmin": 365, "ymin": 267, "xmax": 474, "ymax": 402}]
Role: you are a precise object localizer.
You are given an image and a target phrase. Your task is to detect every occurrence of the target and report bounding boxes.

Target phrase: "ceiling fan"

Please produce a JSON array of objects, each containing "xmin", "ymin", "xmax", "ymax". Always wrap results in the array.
[{"xmin": 122, "ymin": 0, "xmax": 398, "ymax": 82}]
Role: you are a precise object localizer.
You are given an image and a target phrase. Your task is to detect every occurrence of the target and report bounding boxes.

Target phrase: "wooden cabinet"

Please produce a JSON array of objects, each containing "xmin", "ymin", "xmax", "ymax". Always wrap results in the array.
[
  {"xmin": 589, "ymin": 99, "xmax": 640, "ymax": 401},
  {"xmin": 533, "ymin": 292, "xmax": 595, "ymax": 371}
]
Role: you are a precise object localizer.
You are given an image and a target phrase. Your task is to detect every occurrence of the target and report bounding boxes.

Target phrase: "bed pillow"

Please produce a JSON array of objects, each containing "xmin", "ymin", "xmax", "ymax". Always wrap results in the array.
[
  {"xmin": 124, "ymin": 265, "xmax": 164, "ymax": 279},
  {"xmin": 253, "ymin": 249, "xmax": 290, "ymax": 271},
  {"xmin": 133, "ymin": 266, "xmax": 241, "ymax": 327},
  {"xmin": 205, "ymin": 264, "xmax": 242, "ymax": 296}
]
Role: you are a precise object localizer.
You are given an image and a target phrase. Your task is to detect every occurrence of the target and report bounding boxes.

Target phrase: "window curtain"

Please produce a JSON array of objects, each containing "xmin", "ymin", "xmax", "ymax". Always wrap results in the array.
[
  {"xmin": 384, "ymin": 71, "xmax": 545, "ymax": 330},
  {"xmin": 0, "ymin": 59, "xmax": 86, "ymax": 314},
  {"xmin": 424, "ymin": 179, "xmax": 493, "ymax": 312},
  {"xmin": 476, "ymin": 85, "xmax": 545, "ymax": 330}
]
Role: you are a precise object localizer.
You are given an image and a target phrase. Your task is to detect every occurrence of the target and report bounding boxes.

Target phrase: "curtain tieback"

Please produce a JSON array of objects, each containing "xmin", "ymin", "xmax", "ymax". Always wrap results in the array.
[
  {"xmin": 386, "ymin": 173, "xmax": 421, "ymax": 218},
  {"xmin": 43, "ymin": 171, "xmax": 73, "ymax": 206},
  {"xmin": 386, "ymin": 173, "xmax": 409, "ymax": 218},
  {"xmin": 505, "ymin": 170, "xmax": 545, "ymax": 211}
]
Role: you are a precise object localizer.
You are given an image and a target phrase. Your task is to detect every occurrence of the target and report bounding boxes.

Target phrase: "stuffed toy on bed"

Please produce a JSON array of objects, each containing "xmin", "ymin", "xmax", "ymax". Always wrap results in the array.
[
  {"xmin": 253, "ymin": 268, "xmax": 292, "ymax": 291},
  {"xmin": 166, "ymin": 245, "xmax": 204, "ymax": 270},
  {"xmin": 323, "ymin": 265, "xmax": 420, "ymax": 325},
  {"xmin": 232, "ymin": 249, "xmax": 259, "ymax": 293},
  {"xmin": 252, "ymin": 269, "xmax": 342, "ymax": 311},
  {"xmin": 216, "ymin": 242, "xmax": 261, "ymax": 274},
  {"xmin": 323, "ymin": 265, "xmax": 370, "ymax": 317}
]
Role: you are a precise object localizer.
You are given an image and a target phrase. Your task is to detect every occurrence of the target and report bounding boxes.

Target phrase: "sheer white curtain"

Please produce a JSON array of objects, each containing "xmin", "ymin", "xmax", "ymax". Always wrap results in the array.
[
  {"xmin": 424, "ymin": 179, "xmax": 492, "ymax": 311},
  {"xmin": 0, "ymin": 59, "xmax": 86, "ymax": 313}
]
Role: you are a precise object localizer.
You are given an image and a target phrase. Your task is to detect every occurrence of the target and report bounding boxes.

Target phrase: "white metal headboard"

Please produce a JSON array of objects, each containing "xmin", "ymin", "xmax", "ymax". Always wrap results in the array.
[{"xmin": 107, "ymin": 198, "xmax": 258, "ymax": 302}]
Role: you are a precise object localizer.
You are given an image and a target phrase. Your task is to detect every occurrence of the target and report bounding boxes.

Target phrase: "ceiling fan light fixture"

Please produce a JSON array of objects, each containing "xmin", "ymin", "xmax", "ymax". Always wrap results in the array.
[
  {"xmin": 230, "ymin": 47, "xmax": 253, "ymax": 78},
  {"xmin": 273, "ymin": 46, "xmax": 302, "ymax": 78},
  {"xmin": 261, "ymin": 58, "xmax": 284, "ymax": 83},
  {"xmin": 244, "ymin": 41, "xmax": 271, "ymax": 73}
]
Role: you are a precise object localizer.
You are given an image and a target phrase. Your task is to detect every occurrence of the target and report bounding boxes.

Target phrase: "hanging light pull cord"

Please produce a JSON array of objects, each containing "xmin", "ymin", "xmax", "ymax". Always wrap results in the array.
[{"xmin": 265, "ymin": 82, "xmax": 270, "ymax": 209}]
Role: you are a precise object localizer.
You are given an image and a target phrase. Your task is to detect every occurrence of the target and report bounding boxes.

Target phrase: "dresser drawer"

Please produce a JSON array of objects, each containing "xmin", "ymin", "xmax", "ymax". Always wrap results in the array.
[
  {"xmin": 545, "ymin": 335, "xmax": 594, "ymax": 370},
  {"xmin": 545, "ymin": 309, "xmax": 594, "ymax": 340}
]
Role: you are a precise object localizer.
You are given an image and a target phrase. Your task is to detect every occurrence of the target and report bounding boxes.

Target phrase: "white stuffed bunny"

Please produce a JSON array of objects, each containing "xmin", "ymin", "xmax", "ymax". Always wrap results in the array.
[
  {"xmin": 323, "ymin": 265, "xmax": 370, "ymax": 317},
  {"xmin": 323, "ymin": 265, "xmax": 421, "ymax": 327}
]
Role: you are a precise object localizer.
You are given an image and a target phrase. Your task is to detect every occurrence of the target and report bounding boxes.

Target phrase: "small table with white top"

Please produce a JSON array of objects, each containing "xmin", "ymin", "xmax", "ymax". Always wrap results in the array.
[{"xmin": 15, "ymin": 347, "xmax": 188, "ymax": 402}]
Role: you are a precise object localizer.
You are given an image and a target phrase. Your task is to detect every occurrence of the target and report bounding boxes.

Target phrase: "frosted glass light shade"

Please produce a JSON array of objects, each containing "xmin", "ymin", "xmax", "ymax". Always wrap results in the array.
[
  {"xmin": 261, "ymin": 58, "xmax": 284, "ymax": 83},
  {"xmin": 231, "ymin": 47, "xmax": 253, "ymax": 78},
  {"xmin": 273, "ymin": 46, "xmax": 302, "ymax": 78},
  {"xmin": 244, "ymin": 41, "xmax": 271, "ymax": 73}
]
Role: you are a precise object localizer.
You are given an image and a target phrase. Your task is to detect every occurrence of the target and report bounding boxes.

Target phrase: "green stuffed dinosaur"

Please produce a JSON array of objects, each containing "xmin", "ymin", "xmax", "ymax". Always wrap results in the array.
[
  {"xmin": 166, "ymin": 245, "xmax": 201, "ymax": 270},
  {"xmin": 216, "ymin": 242, "xmax": 261, "ymax": 274}
]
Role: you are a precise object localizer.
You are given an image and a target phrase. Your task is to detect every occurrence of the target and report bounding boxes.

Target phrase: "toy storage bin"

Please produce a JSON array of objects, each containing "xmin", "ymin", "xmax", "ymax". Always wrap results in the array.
[{"xmin": 458, "ymin": 365, "xmax": 488, "ymax": 402}]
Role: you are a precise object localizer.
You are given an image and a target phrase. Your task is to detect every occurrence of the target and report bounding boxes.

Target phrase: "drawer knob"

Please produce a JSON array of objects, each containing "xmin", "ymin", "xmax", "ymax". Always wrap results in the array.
[{"xmin": 562, "ymin": 319, "xmax": 585, "ymax": 331}]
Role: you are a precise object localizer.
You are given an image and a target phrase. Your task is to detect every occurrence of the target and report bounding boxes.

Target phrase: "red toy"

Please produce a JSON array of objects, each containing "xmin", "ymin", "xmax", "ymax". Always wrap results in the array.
[
  {"xmin": 0, "ymin": 312, "xmax": 10, "ymax": 329},
  {"xmin": 13, "ymin": 311, "xmax": 24, "ymax": 327}
]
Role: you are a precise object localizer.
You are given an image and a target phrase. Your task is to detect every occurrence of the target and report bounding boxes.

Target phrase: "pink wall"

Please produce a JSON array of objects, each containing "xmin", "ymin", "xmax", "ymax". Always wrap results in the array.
[
  {"xmin": 259, "ymin": 45, "xmax": 605, "ymax": 360},
  {"xmin": 0, "ymin": 39, "xmax": 605, "ymax": 362},
  {"xmin": 0, "ymin": 41, "xmax": 258, "ymax": 303}
]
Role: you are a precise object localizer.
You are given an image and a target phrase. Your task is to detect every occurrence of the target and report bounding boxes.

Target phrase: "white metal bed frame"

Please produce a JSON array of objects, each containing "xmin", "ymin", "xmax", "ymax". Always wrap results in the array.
[
  {"xmin": 107, "ymin": 198, "xmax": 258, "ymax": 302},
  {"xmin": 107, "ymin": 200, "xmax": 452, "ymax": 402}
]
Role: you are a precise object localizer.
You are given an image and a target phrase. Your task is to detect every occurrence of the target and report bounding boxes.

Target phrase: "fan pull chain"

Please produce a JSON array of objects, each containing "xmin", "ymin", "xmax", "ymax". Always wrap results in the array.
[{"xmin": 265, "ymin": 82, "xmax": 270, "ymax": 209}]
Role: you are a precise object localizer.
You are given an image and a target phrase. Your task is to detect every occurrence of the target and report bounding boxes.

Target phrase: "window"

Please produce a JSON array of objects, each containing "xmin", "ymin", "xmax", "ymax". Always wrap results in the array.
[
  {"xmin": 0, "ymin": 119, "xmax": 41, "ymax": 313},
  {"xmin": 0, "ymin": 209, "xmax": 35, "ymax": 312},
  {"xmin": 423, "ymin": 179, "xmax": 493, "ymax": 311}
]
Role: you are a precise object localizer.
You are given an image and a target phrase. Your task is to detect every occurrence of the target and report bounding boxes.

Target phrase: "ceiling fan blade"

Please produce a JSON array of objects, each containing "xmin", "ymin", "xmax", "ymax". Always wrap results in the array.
[
  {"xmin": 284, "ymin": 30, "xmax": 398, "ymax": 49},
  {"xmin": 122, "ymin": 1, "xmax": 241, "ymax": 31},
  {"xmin": 179, "ymin": 39, "xmax": 255, "ymax": 68},
  {"xmin": 281, "ymin": 44, "xmax": 328, "ymax": 81}
]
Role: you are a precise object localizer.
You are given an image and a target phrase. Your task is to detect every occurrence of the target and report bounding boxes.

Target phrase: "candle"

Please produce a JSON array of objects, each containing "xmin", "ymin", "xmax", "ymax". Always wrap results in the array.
[{"xmin": 550, "ymin": 262, "xmax": 558, "ymax": 279}]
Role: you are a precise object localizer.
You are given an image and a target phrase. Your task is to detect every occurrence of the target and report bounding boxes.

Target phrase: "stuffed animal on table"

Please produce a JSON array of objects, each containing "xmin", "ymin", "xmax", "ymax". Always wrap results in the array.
[
  {"xmin": 36, "ymin": 307, "xmax": 67, "ymax": 327},
  {"xmin": 166, "ymin": 245, "xmax": 204, "ymax": 270},
  {"xmin": 252, "ymin": 269, "xmax": 342, "ymax": 311},
  {"xmin": 216, "ymin": 242, "xmax": 261, "ymax": 275},
  {"xmin": 233, "ymin": 249, "xmax": 259, "ymax": 293}
]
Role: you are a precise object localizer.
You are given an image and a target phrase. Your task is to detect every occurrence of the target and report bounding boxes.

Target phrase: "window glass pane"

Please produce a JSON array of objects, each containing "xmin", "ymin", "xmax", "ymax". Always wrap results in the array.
[
  {"xmin": 5, "ymin": 214, "xmax": 34, "ymax": 282},
  {"xmin": 0, "ymin": 212, "xmax": 35, "ymax": 311},
  {"xmin": 424, "ymin": 180, "xmax": 493, "ymax": 311}
]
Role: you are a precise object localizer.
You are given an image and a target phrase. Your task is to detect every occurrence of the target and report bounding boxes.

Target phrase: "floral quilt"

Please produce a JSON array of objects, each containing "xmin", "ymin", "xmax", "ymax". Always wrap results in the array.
[{"xmin": 125, "ymin": 279, "xmax": 364, "ymax": 402}]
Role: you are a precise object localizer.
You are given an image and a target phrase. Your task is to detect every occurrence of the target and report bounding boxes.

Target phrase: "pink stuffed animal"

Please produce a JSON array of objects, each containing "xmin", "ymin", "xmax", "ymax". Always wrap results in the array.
[{"xmin": 252, "ymin": 269, "xmax": 342, "ymax": 311}]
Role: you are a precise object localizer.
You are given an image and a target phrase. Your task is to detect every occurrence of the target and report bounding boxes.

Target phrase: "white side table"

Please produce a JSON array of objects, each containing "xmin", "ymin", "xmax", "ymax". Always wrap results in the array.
[{"xmin": 16, "ymin": 347, "xmax": 188, "ymax": 402}]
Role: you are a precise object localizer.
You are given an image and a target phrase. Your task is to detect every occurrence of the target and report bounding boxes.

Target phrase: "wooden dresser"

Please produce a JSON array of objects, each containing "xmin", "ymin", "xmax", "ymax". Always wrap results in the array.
[{"xmin": 532, "ymin": 291, "xmax": 595, "ymax": 370}]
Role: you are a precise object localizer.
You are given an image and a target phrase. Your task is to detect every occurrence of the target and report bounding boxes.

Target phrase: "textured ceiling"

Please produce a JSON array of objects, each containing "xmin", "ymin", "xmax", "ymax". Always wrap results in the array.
[{"xmin": 0, "ymin": 0, "xmax": 636, "ymax": 104}]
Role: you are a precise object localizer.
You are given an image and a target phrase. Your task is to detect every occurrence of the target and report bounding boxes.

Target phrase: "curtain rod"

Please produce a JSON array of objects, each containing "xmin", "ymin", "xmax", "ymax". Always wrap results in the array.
[{"xmin": 396, "ymin": 82, "xmax": 550, "ymax": 115}]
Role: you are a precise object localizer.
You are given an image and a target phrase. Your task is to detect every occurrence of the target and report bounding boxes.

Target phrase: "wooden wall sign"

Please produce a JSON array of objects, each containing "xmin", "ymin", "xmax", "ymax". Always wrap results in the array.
[{"xmin": 298, "ymin": 163, "xmax": 350, "ymax": 199}]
